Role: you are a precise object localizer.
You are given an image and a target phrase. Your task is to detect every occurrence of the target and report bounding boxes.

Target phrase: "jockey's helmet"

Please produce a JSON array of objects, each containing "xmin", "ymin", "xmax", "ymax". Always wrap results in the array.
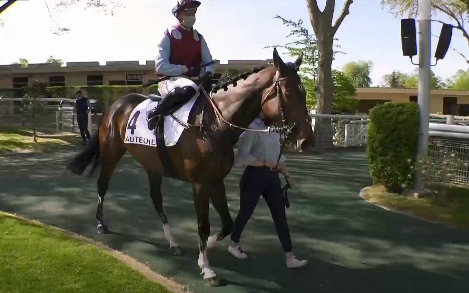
[{"xmin": 172, "ymin": 0, "xmax": 201, "ymax": 16}]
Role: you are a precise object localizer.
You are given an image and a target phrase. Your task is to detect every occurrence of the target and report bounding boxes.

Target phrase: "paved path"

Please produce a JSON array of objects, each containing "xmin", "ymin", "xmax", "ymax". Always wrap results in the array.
[{"xmin": 1, "ymin": 147, "xmax": 469, "ymax": 293}]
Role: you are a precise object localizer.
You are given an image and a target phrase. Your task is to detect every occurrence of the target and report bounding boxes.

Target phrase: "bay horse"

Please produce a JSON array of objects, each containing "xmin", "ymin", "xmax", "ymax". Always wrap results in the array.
[{"xmin": 66, "ymin": 48, "xmax": 314, "ymax": 286}]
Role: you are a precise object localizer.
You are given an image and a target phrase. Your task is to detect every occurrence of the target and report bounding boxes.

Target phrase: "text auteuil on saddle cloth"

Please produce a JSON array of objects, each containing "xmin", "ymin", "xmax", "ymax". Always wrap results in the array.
[{"xmin": 123, "ymin": 96, "xmax": 198, "ymax": 147}]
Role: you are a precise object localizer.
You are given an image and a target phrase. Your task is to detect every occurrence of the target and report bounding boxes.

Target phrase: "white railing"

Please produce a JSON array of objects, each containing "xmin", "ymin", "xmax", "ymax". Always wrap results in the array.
[
  {"xmin": 309, "ymin": 113, "xmax": 368, "ymax": 147},
  {"xmin": 0, "ymin": 97, "xmax": 96, "ymax": 133}
]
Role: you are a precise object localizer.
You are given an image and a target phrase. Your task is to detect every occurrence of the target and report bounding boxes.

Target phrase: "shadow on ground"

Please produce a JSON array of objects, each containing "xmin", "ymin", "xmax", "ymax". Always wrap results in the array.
[{"xmin": 1, "ymin": 147, "xmax": 468, "ymax": 293}]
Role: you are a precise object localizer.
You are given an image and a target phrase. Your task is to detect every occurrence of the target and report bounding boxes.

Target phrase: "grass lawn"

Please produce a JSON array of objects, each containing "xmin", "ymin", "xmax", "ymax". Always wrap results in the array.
[
  {"xmin": 0, "ymin": 126, "xmax": 79, "ymax": 154},
  {"xmin": 361, "ymin": 184, "xmax": 469, "ymax": 229},
  {"xmin": 0, "ymin": 212, "xmax": 172, "ymax": 293}
]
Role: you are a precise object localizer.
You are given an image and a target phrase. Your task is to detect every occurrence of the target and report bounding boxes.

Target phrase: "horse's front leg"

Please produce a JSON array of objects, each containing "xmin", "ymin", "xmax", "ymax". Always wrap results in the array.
[
  {"xmin": 192, "ymin": 182, "xmax": 219, "ymax": 287},
  {"xmin": 207, "ymin": 180, "xmax": 233, "ymax": 248}
]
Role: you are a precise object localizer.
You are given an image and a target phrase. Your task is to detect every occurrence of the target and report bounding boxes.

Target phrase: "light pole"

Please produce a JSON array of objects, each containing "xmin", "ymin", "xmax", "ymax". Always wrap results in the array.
[{"xmin": 414, "ymin": 0, "xmax": 431, "ymax": 192}]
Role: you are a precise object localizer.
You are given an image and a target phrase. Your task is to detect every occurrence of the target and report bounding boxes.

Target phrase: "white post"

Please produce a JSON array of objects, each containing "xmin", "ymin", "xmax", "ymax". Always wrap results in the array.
[
  {"xmin": 446, "ymin": 115, "xmax": 455, "ymax": 125},
  {"xmin": 88, "ymin": 111, "xmax": 92, "ymax": 133},
  {"xmin": 344, "ymin": 124, "xmax": 349, "ymax": 148},
  {"xmin": 56, "ymin": 111, "xmax": 59, "ymax": 132},
  {"xmin": 415, "ymin": 0, "xmax": 431, "ymax": 192}
]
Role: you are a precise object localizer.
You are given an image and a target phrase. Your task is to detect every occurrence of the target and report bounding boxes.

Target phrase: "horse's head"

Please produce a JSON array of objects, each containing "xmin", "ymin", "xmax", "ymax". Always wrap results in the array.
[{"xmin": 260, "ymin": 48, "xmax": 315, "ymax": 151}]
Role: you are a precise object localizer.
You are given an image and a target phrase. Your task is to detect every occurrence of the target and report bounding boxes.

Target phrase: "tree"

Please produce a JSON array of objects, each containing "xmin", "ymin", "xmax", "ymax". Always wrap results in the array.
[
  {"xmin": 46, "ymin": 55, "xmax": 64, "ymax": 65},
  {"xmin": 342, "ymin": 60, "xmax": 373, "ymax": 88},
  {"xmin": 267, "ymin": 16, "xmax": 347, "ymax": 112},
  {"xmin": 306, "ymin": 0, "xmax": 354, "ymax": 147},
  {"xmin": 268, "ymin": 17, "xmax": 320, "ymax": 81},
  {"xmin": 304, "ymin": 70, "xmax": 357, "ymax": 114},
  {"xmin": 382, "ymin": 70, "xmax": 409, "ymax": 88},
  {"xmin": 12, "ymin": 58, "xmax": 29, "ymax": 68},
  {"xmin": 447, "ymin": 69, "xmax": 469, "ymax": 89},
  {"xmin": 331, "ymin": 70, "xmax": 358, "ymax": 113},
  {"xmin": 381, "ymin": 0, "xmax": 469, "ymax": 63},
  {"xmin": 403, "ymin": 69, "xmax": 446, "ymax": 89}
]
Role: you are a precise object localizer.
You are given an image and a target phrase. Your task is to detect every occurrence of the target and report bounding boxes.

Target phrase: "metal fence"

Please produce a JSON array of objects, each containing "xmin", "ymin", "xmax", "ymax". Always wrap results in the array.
[
  {"xmin": 0, "ymin": 96, "xmax": 100, "ymax": 134},
  {"xmin": 309, "ymin": 114, "xmax": 368, "ymax": 147},
  {"xmin": 425, "ymin": 123, "xmax": 469, "ymax": 186}
]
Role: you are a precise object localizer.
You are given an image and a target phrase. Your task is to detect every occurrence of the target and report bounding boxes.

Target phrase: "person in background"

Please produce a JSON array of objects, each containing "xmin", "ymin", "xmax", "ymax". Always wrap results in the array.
[
  {"xmin": 74, "ymin": 90, "xmax": 91, "ymax": 145},
  {"xmin": 227, "ymin": 115, "xmax": 308, "ymax": 269}
]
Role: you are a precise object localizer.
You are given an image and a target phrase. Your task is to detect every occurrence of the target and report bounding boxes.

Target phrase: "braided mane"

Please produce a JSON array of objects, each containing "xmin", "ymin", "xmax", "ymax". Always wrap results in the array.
[{"xmin": 212, "ymin": 66, "xmax": 267, "ymax": 93}]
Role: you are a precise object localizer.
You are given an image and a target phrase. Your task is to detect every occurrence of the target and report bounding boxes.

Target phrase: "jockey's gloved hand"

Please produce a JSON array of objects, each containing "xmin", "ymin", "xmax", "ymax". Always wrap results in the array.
[
  {"xmin": 201, "ymin": 71, "xmax": 213, "ymax": 94},
  {"xmin": 186, "ymin": 66, "xmax": 201, "ymax": 78}
]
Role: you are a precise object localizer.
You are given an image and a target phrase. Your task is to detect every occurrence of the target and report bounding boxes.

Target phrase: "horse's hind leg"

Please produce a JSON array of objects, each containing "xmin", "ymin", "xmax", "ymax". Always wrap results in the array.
[
  {"xmin": 96, "ymin": 137, "xmax": 126, "ymax": 234},
  {"xmin": 147, "ymin": 172, "xmax": 182, "ymax": 255}
]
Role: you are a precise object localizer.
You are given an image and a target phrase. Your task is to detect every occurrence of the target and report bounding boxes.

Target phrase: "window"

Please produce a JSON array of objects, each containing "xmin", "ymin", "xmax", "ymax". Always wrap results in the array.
[
  {"xmin": 458, "ymin": 104, "xmax": 469, "ymax": 116},
  {"xmin": 443, "ymin": 97, "xmax": 457, "ymax": 115},
  {"xmin": 109, "ymin": 80, "xmax": 126, "ymax": 86},
  {"xmin": 49, "ymin": 75, "xmax": 65, "ymax": 86},
  {"xmin": 126, "ymin": 74, "xmax": 143, "ymax": 86},
  {"xmin": 87, "ymin": 75, "xmax": 103, "ymax": 86},
  {"xmin": 409, "ymin": 96, "xmax": 417, "ymax": 103},
  {"xmin": 358, "ymin": 100, "xmax": 391, "ymax": 113},
  {"xmin": 12, "ymin": 77, "xmax": 28, "ymax": 88}
]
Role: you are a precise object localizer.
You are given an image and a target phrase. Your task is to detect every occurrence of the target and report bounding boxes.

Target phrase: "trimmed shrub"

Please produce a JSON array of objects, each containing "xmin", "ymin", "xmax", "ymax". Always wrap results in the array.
[{"xmin": 367, "ymin": 102, "xmax": 419, "ymax": 193}]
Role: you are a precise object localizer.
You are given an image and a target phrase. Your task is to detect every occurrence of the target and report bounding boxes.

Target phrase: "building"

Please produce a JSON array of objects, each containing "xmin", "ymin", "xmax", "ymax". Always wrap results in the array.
[
  {"xmin": 0, "ymin": 59, "xmax": 272, "ymax": 89},
  {"xmin": 356, "ymin": 88, "xmax": 469, "ymax": 116},
  {"xmin": 1, "ymin": 60, "xmax": 468, "ymax": 116}
]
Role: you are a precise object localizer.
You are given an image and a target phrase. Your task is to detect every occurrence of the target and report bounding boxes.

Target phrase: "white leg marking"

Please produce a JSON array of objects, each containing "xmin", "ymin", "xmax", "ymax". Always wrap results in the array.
[
  {"xmin": 198, "ymin": 250, "xmax": 216, "ymax": 279},
  {"xmin": 206, "ymin": 234, "xmax": 218, "ymax": 249},
  {"xmin": 163, "ymin": 223, "xmax": 179, "ymax": 248}
]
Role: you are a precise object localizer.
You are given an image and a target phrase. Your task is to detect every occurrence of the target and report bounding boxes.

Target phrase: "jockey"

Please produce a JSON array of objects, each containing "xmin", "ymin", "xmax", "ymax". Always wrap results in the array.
[{"xmin": 148, "ymin": 0, "xmax": 214, "ymax": 131}]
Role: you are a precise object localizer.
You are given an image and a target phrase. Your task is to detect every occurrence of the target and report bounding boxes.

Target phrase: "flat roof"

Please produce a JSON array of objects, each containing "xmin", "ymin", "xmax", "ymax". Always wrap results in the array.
[
  {"xmin": 356, "ymin": 87, "xmax": 469, "ymax": 96},
  {"xmin": 0, "ymin": 59, "xmax": 273, "ymax": 76}
]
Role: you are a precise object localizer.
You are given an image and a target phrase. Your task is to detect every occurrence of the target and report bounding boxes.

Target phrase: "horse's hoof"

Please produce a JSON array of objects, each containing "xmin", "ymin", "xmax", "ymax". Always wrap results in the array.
[
  {"xmin": 172, "ymin": 246, "xmax": 183, "ymax": 255},
  {"xmin": 205, "ymin": 277, "xmax": 220, "ymax": 287},
  {"xmin": 97, "ymin": 224, "xmax": 109, "ymax": 234}
]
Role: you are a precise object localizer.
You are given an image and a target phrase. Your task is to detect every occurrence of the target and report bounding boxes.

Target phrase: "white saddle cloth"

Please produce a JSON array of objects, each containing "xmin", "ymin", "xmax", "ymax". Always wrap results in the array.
[{"xmin": 123, "ymin": 94, "xmax": 198, "ymax": 147}]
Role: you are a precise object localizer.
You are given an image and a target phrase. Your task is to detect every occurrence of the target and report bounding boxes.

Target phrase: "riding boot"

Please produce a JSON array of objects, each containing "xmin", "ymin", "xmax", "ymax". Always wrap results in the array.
[{"xmin": 148, "ymin": 86, "xmax": 197, "ymax": 131}]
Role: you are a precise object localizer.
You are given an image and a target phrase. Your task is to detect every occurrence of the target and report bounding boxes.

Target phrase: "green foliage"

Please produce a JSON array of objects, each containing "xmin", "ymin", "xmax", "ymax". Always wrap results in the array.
[
  {"xmin": 381, "ymin": 0, "xmax": 469, "ymax": 63},
  {"xmin": 0, "ymin": 85, "xmax": 153, "ymax": 112},
  {"xmin": 404, "ymin": 69, "xmax": 446, "ymax": 89},
  {"xmin": 302, "ymin": 70, "xmax": 357, "ymax": 114},
  {"xmin": 381, "ymin": 69, "xmax": 446, "ymax": 89},
  {"xmin": 12, "ymin": 58, "xmax": 29, "ymax": 68},
  {"xmin": 447, "ymin": 69, "xmax": 469, "ymax": 89},
  {"xmin": 267, "ymin": 16, "xmax": 319, "ymax": 80},
  {"xmin": 367, "ymin": 102, "xmax": 419, "ymax": 192},
  {"xmin": 382, "ymin": 70, "xmax": 409, "ymax": 88},
  {"xmin": 331, "ymin": 70, "xmax": 358, "ymax": 113},
  {"xmin": 342, "ymin": 60, "xmax": 373, "ymax": 88},
  {"xmin": 46, "ymin": 55, "xmax": 64, "ymax": 65}
]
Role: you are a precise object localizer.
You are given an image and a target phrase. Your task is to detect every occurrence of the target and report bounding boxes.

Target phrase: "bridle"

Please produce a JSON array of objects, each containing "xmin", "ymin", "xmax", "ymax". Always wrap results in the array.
[
  {"xmin": 170, "ymin": 73, "xmax": 296, "ymax": 166},
  {"xmin": 199, "ymin": 76, "xmax": 295, "ymax": 137}
]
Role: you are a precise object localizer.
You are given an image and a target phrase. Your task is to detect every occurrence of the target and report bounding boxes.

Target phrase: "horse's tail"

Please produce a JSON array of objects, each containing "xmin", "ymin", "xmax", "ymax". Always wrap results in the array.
[{"xmin": 66, "ymin": 126, "xmax": 101, "ymax": 177}]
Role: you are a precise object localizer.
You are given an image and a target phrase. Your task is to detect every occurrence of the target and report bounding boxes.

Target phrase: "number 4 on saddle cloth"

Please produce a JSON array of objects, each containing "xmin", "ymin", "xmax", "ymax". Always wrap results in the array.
[{"xmin": 123, "ymin": 91, "xmax": 199, "ymax": 148}]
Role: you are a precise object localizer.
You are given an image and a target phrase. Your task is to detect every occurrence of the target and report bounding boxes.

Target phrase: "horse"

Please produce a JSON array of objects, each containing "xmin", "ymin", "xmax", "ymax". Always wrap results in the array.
[{"xmin": 66, "ymin": 48, "xmax": 315, "ymax": 286}]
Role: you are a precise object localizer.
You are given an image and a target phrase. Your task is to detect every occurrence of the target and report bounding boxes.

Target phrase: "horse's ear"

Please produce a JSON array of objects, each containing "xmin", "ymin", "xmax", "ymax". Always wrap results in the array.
[
  {"xmin": 294, "ymin": 54, "xmax": 303, "ymax": 71},
  {"xmin": 273, "ymin": 48, "xmax": 288, "ymax": 76}
]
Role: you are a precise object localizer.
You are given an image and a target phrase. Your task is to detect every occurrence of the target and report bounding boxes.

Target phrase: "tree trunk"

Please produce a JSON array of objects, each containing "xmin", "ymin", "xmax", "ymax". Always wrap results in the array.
[
  {"xmin": 314, "ymin": 31, "xmax": 334, "ymax": 147},
  {"xmin": 306, "ymin": 0, "xmax": 353, "ymax": 148}
]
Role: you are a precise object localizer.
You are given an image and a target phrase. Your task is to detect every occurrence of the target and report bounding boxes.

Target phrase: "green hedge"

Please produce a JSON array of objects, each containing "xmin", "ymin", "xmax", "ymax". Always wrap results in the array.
[
  {"xmin": 0, "ymin": 85, "xmax": 160, "ymax": 110},
  {"xmin": 366, "ymin": 102, "xmax": 419, "ymax": 193}
]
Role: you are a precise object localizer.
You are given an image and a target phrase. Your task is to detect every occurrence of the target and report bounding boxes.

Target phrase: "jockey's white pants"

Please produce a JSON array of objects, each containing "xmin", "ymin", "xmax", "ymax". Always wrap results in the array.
[{"xmin": 158, "ymin": 76, "xmax": 199, "ymax": 99}]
